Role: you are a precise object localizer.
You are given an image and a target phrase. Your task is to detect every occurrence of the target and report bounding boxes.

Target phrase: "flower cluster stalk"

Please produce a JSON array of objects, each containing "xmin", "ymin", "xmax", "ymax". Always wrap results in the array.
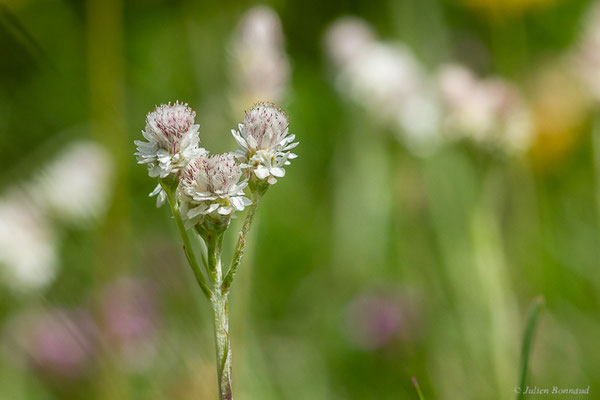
[
  {"xmin": 162, "ymin": 180, "xmax": 211, "ymax": 299},
  {"xmin": 165, "ymin": 179, "xmax": 257, "ymax": 400},
  {"xmin": 135, "ymin": 101, "xmax": 297, "ymax": 400},
  {"xmin": 223, "ymin": 193, "xmax": 261, "ymax": 293}
]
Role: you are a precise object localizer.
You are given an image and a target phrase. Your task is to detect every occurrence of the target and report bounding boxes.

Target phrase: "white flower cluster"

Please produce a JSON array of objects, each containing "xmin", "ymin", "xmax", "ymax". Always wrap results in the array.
[
  {"xmin": 180, "ymin": 153, "xmax": 251, "ymax": 228},
  {"xmin": 135, "ymin": 101, "xmax": 207, "ymax": 207},
  {"xmin": 232, "ymin": 102, "xmax": 298, "ymax": 184},
  {"xmin": 135, "ymin": 101, "xmax": 206, "ymax": 179},
  {"xmin": 136, "ymin": 101, "xmax": 297, "ymax": 229}
]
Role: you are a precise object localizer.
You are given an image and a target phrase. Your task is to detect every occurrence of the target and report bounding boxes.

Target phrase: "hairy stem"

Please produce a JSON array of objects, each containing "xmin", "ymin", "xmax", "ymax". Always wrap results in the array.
[
  {"xmin": 203, "ymin": 229, "xmax": 233, "ymax": 400},
  {"xmin": 162, "ymin": 180, "xmax": 211, "ymax": 299},
  {"xmin": 222, "ymin": 194, "xmax": 261, "ymax": 293},
  {"xmin": 212, "ymin": 293, "xmax": 233, "ymax": 400}
]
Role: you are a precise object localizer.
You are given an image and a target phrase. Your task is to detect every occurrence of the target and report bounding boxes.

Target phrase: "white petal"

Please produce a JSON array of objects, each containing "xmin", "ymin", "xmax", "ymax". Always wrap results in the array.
[
  {"xmin": 188, "ymin": 205, "xmax": 208, "ymax": 218},
  {"xmin": 156, "ymin": 191, "xmax": 166, "ymax": 207},
  {"xmin": 254, "ymin": 165, "xmax": 270, "ymax": 179},
  {"xmin": 149, "ymin": 184, "xmax": 162, "ymax": 197},
  {"xmin": 218, "ymin": 206, "xmax": 234, "ymax": 215},
  {"xmin": 246, "ymin": 135, "xmax": 258, "ymax": 149},
  {"xmin": 206, "ymin": 203, "xmax": 220, "ymax": 214},
  {"xmin": 149, "ymin": 166, "xmax": 162, "ymax": 178},
  {"xmin": 270, "ymin": 167, "xmax": 285, "ymax": 177},
  {"xmin": 231, "ymin": 130, "xmax": 249, "ymax": 150},
  {"xmin": 283, "ymin": 142, "xmax": 299, "ymax": 151},
  {"xmin": 230, "ymin": 196, "xmax": 245, "ymax": 210}
]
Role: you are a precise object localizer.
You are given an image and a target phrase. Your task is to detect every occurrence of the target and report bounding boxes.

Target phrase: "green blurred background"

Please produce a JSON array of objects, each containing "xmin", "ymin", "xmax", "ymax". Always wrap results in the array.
[{"xmin": 1, "ymin": 0, "xmax": 599, "ymax": 399}]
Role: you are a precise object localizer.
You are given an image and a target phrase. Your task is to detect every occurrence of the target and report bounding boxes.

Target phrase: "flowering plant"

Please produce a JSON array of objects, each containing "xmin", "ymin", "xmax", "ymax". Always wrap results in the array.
[{"xmin": 135, "ymin": 101, "xmax": 297, "ymax": 400}]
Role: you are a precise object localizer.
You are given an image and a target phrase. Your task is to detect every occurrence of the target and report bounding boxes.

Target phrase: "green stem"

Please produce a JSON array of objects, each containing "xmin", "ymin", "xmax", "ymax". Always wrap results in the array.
[
  {"xmin": 202, "ymin": 225, "xmax": 233, "ymax": 399},
  {"xmin": 212, "ymin": 293, "xmax": 233, "ymax": 400},
  {"xmin": 222, "ymin": 195, "xmax": 261, "ymax": 293},
  {"xmin": 204, "ymin": 232, "xmax": 224, "ymax": 284},
  {"xmin": 162, "ymin": 181, "xmax": 212, "ymax": 299},
  {"xmin": 516, "ymin": 296, "xmax": 544, "ymax": 400}
]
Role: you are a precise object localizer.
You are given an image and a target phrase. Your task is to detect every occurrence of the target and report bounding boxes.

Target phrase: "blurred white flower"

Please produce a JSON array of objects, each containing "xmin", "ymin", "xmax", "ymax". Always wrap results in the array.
[
  {"xmin": 230, "ymin": 6, "xmax": 290, "ymax": 110},
  {"xmin": 437, "ymin": 64, "xmax": 533, "ymax": 154},
  {"xmin": 232, "ymin": 102, "xmax": 298, "ymax": 185},
  {"xmin": 571, "ymin": 1, "xmax": 600, "ymax": 101},
  {"xmin": 31, "ymin": 141, "xmax": 113, "ymax": 224},
  {"xmin": 323, "ymin": 16, "xmax": 376, "ymax": 67},
  {"xmin": 135, "ymin": 102, "xmax": 207, "ymax": 180},
  {"xmin": 179, "ymin": 153, "xmax": 251, "ymax": 228},
  {"xmin": 0, "ymin": 190, "xmax": 57, "ymax": 292},
  {"xmin": 324, "ymin": 18, "xmax": 442, "ymax": 154}
]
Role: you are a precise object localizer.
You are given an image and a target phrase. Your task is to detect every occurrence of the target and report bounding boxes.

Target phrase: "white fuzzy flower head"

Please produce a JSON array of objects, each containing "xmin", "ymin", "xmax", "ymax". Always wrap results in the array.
[
  {"xmin": 231, "ymin": 103, "xmax": 298, "ymax": 185},
  {"xmin": 135, "ymin": 101, "xmax": 206, "ymax": 180},
  {"xmin": 179, "ymin": 153, "xmax": 251, "ymax": 229}
]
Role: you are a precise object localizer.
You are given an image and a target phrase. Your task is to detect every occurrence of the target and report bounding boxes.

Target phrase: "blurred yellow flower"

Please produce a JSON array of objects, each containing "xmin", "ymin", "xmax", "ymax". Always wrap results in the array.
[{"xmin": 529, "ymin": 62, "xmax": 591, "ymax": 171}]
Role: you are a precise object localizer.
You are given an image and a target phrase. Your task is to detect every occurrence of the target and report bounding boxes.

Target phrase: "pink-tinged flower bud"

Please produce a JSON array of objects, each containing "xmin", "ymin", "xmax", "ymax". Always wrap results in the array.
[
  {"xmin": 179, "ymin": 153, "xmax": 251, "ymax": 229},
  {"xmin": 231, "ymin": 102, "xmax": 298, "ymax": 185},
  {"xmin": 135, "ymin": 101, "xmax": 207, "ymax": 180}
]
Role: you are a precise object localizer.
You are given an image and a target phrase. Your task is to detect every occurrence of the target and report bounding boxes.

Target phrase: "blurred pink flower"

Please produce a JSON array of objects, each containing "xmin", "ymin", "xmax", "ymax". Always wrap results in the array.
[
  {"xmin": 6, "ymin": 308, "xmax": 97, "ymax": 378},
  {"xmin": 99, "ymin": 277, "xmax": 160, "ymax": 370},
  {"xmin": 344, "ymin": 291, "xmax": 420, "ymax": 350}
]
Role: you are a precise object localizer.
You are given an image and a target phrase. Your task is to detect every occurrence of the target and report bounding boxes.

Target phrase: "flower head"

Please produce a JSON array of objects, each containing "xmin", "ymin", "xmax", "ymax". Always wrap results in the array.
[
  {"xmin": 135, "ymin": 102, "xmax": 206, "ymax": 180},
  {"xmin": 179, "ymin": 153, "xmax": 251, "ymax": 228},
  {"xmin": 231, "ymin": 102, "xmax": 298, "ymax": 185}
]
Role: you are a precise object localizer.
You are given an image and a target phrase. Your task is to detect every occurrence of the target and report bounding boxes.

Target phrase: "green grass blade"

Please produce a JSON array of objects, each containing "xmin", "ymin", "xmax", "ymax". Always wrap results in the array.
[
  {"xmin": 411, "ymin": 376, "xmax": 425, "ymax": 400},
  {"xmin": 517, "ymin": 295, "xmax": 544, "ymax": 400}
]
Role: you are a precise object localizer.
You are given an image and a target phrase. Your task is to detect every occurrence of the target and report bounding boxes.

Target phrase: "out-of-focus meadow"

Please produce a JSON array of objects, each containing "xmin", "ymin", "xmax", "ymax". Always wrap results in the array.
[{"xmin": 1, "ymin": 0, "xmax": 599, "ymax": 398}]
